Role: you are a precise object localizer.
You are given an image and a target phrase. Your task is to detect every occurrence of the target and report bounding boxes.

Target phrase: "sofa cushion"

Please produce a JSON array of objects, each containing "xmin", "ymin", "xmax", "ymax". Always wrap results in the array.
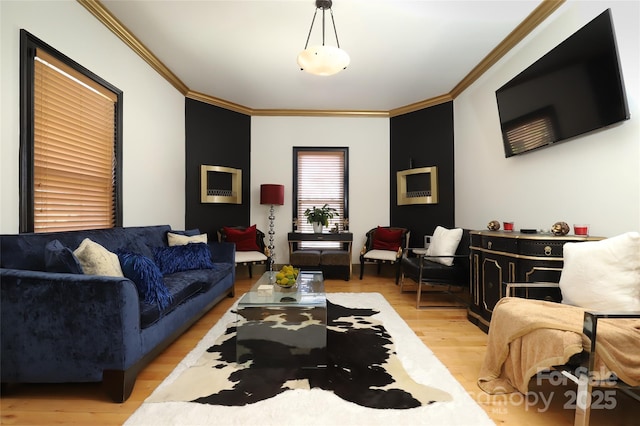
[
  {"xmin": 372, "ymin": 227, "xmax": 403, "ymax": 251},
  {"xmin": 139, "ymin": 265, "xmax": 232, "ymax": 328},
  {"xmin": 118, "ymin": 252, "xmax": 172, "ymax": 310},
  {"xmin": 153, "ymin": 243, "xmax": 216, "ymax": 275},
  {"xmin": 223, "ymin": 225, "xmax": 261, "ymax": 251},
  {"xmin": 559, "ymin": 231, "xmax": 640, "ymax": 312},
  {"xmin": 426, "ymin": 226, "xmax": 463, "ymax": 266},
  {"xmin": 73, "ymin": 238, "xmax": 124, "ymax": 277},
  {"xmin": 44, "ymin": 240, "xmax": 83, "ymax": 274},
  {"xmin": 167, "ymin": 232, "xmax": 208, "ymax": 246},
  {"xmin": 0, "ymin": 225, "xmax": 172, "ymax": 271}
]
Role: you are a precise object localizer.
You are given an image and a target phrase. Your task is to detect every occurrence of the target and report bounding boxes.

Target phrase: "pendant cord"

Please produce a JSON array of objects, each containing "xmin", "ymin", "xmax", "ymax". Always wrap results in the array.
[{"xmin": 303, "ymin": 8, "xmax": 319, "ymax": 49}]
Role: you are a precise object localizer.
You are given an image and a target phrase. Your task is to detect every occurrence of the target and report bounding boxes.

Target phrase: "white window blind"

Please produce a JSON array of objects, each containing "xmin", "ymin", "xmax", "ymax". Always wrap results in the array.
[
  {"xmin": 295, "ymin": 149, "xmax": 347, "ymax": 248},
  {"xmin": 33, "ymin": 49, "xmax": 117, "ymax": 232}
]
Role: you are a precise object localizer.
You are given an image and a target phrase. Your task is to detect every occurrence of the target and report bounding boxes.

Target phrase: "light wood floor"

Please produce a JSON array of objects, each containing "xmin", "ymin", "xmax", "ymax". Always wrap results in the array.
[{"xmin": 1, "ymin": 270, "xmax": 637, "ymax": 425}]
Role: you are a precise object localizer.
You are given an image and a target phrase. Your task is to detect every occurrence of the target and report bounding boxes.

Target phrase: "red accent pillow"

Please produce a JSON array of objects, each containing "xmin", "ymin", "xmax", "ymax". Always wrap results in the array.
[
  {"xmin": 372, "ymin": 227, "xmax": 403, "ymax": 251},
  {"xmin": 223, "ymin": 225, "xmax": 261, "ymax": 252}
]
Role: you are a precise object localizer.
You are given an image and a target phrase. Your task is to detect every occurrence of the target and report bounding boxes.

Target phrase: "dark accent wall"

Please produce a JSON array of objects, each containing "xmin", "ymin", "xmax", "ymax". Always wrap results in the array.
[
  {"xmin": 185, "ymin": 98, "xmax": 251, "ymax": 239},
  {"xmin": 390, "ymin": 101, "xmax": 455, "ymax": 247}
]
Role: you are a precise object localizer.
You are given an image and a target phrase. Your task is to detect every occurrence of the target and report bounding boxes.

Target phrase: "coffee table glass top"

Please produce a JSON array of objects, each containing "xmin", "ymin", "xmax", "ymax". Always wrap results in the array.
[{"xmin": 238, "ymin": 270, "xmax": 325, "ymax": 307}]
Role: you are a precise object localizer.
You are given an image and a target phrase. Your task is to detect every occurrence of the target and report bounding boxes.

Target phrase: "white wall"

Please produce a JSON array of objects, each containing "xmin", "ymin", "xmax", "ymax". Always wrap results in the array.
[
  {"xmin": 251, "ymin": 116, "xmax": 390, "ymax": 264},
  {"xmin": 0, "ymin": 0, "xmax": 186, "ymax": 233},
  {"xmin": 3, "ymin": 0, "xmax": 637, "ymax": 242},
  {"xmin": 455, "ymin": 0, "xmax": 639, "ymax": 238}
]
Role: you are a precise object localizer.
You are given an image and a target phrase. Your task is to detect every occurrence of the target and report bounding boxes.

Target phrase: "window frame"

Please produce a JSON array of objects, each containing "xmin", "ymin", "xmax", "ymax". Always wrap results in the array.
[
  {"xmin": 19, "ymin": 30, "xmax": 123, "ymax": 233},
  {"xmin": 292, "ymin": 146, "xmax": 349, "ymax": 235}
]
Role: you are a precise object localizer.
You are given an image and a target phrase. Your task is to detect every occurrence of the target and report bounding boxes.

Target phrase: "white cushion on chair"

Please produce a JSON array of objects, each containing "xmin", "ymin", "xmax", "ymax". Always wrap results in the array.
[
  {"xmin": 559, "ymin": 231, "xmax": 640, "ymax": 312},
  {"xmin": 364, "ymin": 249, "xmax": 399, "ymax": 262},
  {"xmin": 425, "ymin": 226, "xmax": 463, "ymax": 266},
  {"xmin": 235, "ymin": 250, "xmax": 267, "ymax": 264}
]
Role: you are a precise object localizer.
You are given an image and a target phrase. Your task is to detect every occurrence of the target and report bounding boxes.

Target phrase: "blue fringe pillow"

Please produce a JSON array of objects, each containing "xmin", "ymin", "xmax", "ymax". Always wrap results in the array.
[
  {"xmin": 118, "ymin": 252, "xmax": 172, "ymax": 310},
  {"xmin": 153, "ymin": 243, "xmax": 215, "ymax": 276}
]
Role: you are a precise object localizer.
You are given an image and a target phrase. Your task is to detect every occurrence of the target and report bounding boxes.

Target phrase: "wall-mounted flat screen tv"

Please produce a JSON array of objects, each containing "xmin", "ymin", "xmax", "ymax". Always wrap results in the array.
[{"xmin": 496, "ymin": 9, "xmax": 630, "ymax": 158}]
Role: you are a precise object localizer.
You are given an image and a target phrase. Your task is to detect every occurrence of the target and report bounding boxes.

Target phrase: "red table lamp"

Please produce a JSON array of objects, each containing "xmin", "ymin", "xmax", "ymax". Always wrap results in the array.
[{"xmin": 260, "ymin": 184, "xmax": 285, "ymax": 271}]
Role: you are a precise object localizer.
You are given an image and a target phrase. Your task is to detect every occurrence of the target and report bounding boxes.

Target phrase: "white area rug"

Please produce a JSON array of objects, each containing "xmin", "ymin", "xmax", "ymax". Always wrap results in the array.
[{"xmin": 125, "ymin": 292, "xmax": 494, "ymax": 426}]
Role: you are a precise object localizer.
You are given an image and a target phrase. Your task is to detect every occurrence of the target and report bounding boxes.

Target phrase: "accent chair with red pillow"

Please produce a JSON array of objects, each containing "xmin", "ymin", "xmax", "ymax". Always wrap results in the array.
[
  {"xmin": 360, "ymin": 226, "xmax": 410, "ymax": 284},
  {"xmin": 218, "ymin": 225, "xmax": 268, "ymax": 278}
]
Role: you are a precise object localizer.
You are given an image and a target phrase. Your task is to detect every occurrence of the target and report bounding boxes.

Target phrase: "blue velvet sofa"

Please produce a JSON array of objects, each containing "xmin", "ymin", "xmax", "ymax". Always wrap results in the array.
[{"xmin": 0, "ymin": 225, "xmax": 235, "ymax": 402}]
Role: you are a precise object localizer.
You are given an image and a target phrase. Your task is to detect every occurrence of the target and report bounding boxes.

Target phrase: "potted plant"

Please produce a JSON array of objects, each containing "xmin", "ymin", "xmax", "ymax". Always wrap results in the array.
[{"xmin": 304, "ymin": 204, "xmax": 339, "ymax": 233}]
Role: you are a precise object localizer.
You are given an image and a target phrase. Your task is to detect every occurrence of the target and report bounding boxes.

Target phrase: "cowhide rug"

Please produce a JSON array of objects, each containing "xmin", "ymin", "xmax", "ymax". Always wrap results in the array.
[{"xmin": 125, "ymin": 293, "xmax": 495, "ymax": 426}]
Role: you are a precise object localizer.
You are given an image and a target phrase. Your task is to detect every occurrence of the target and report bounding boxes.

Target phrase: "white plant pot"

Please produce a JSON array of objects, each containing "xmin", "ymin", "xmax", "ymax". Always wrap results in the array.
[{"xmin": 313, "ymin": 222, "xmax": 323, "ymax": 233}]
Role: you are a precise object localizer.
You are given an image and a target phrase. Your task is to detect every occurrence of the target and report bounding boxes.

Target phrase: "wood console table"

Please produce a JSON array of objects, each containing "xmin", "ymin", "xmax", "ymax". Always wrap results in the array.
[
  {"xmin": 287, "ymin": 232, "xmax": 353, "ymax": 281},
  {"xmin": 468, "ymin": 230, "xmax": 601, "ymax": 332}
]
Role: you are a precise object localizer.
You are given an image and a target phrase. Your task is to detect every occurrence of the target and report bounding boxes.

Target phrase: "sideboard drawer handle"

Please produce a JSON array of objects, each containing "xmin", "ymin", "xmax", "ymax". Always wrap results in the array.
[
  {"xmin": 488, "ymin": 241, "xmax": 492, "ymax": 250},
  {"xmin": 544, "ymin": 246, "xmax": 552, "ymax": 256}
]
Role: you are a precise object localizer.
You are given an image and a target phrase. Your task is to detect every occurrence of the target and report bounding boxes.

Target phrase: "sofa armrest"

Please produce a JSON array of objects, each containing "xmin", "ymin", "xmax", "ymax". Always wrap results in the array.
[
  {"xmin": 208, "ymin": 241, "xmax": 235, "ymax": 264},
  {"xmin": 0, "ymin": 268, "xmax": 143, "ymax": 382}
]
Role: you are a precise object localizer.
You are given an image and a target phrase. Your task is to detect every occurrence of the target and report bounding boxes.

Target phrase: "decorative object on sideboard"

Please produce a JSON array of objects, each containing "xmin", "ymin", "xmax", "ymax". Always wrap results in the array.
[
  {"xmin": 573, "ymin": 224, "xmax": 589, "ymax": 236},
  {"xmin": 200, "ymin": 165, "xmax": 242, "ymax": 204},
  {"xmin": 503, "ymin": 221, "xmax": 514, "ymax": 232},
  {"xmin": 487, "ymin": 220, "xmax": 500, "ymax": 231},
  {"xmin": 260, "ymin": 184, "xmax": 285, "ymax": 271},
  {"xmin": 297, "ymin": 0, "xmax": 350, "ymax": 76},
  {"xmin": 304, "ymin": 204, "xmax": 339, "ymax": 234},
  {"xmin": 551, "ymin": 221, "xmax": 570, "ymax": 236}
]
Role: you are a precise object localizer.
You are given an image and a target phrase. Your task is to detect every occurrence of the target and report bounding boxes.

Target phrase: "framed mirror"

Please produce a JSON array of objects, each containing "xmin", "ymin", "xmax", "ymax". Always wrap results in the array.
[
  {"xmin": 397, "ymin": 166, "xmax": 438, "ymax": 205},
  {"xmin": 200, "ymin": 165, "xmax": 242, "ymax": 204}
]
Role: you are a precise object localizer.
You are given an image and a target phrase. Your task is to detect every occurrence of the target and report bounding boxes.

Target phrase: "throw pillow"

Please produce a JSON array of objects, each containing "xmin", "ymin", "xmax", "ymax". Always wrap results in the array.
[
  {"xmin": 559, "ymin": 232, "xmax": 640, "ymax": 312},
  {"xmin": 372, "ymin": 227, "xmax": 404, "ymax": 251},
  {"xmin": 73, "ymin": 238, "xmax": 124, "ymax": 277},
  {"xmin": 153, "ymin": 243, "xmax": 216, "ymax": 275},
  {"xmin": 44, "ymin": 239, "xmax": 84, "ymax": 274},
  {"xmin": 425, "ymin": 226, "xmax": 463, "ymax": 266},
  {"xmin": 223, "ymin": 225, "xmax": 261, "ymax": 252},
  {"xmin": 118, "ymin": 252, "xmax": 172, "ymax": 310},
  {"xmin": 169, "ymin": 229, "xmax": 201, "ymax": 236},
  {"xmin": 167, "ymin": 232, "xmax": 208, "ymax": 246}
]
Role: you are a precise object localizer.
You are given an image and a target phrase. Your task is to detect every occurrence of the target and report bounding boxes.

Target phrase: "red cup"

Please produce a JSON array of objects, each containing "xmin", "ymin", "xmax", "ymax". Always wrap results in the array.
[
  {"xmin": 574, "ymin": 224, "xmax": 589, "ymax": 236},
  {"xmin": 503, "ymin": 222, "xmax": 514, "ymax": 232}
]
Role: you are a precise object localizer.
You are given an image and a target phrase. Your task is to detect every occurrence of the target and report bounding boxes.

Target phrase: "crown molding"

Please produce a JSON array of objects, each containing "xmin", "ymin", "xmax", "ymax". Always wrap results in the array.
[
  {"xmin": 77, "ymin": 0, "xmax": 189, "ymax": 95},
  {"xmin": 79, "ymin": 0, "xmax": 564, "ymax": 118},
  {"xmin": 187, "ymin": 91, "xmax": 389, "ymax": 118},
  {"xmin": 450, "ymin": 0, "xmax": 565, "ymax": 99},
  {"xmin": 389, "ymin": 94, "xmax": 454, "ymax": 118}
]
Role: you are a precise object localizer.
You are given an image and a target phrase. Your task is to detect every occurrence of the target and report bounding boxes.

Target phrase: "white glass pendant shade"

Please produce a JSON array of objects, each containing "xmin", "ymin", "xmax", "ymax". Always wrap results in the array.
[{"xmin": 297, "ymin": 45, "xmax": 350, "ymax": 76}]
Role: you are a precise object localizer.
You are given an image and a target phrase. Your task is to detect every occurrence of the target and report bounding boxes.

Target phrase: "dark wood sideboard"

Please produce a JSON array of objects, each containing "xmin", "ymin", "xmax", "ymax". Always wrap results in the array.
[{"xmin": 467, "ymin": 230, "xmax": 601, "ymax": 332}]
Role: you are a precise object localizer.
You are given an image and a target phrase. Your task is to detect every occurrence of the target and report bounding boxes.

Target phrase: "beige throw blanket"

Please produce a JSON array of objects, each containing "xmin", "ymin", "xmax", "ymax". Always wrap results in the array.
[{"xmin": 478, "ymin": 297, "xmax": 640, "ymax": 395}]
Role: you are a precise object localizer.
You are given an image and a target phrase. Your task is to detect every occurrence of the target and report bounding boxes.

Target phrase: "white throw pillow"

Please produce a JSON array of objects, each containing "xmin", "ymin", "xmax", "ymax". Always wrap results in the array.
[
  {"xmin": 167, "ymin": 232, "xmax": 208, "ymax": 246},
  {"xmin": 559, "ymin": 232, "xmax": 640, "ymax": 312},
  {"xmin": 425, "ymin": 226, "xmax": 463, "ymax": 266},
  {"xmin": 73, "ymin": 238, "xmax": 124, "ymax": 277}
]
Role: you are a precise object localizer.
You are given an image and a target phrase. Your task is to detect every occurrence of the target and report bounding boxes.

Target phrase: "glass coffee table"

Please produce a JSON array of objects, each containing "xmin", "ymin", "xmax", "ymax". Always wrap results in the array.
[{"xmin": 236, "ymin": 270, "xmax": 327, "ymax": 368}]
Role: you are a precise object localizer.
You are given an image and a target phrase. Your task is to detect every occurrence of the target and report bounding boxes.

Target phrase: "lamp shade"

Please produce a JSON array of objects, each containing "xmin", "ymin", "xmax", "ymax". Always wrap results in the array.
[
  {"xmin": 260, "ymin": 184, "xmax": 284, "ymax": 205},
  {"xmin": 297, "ymin": 45, "xmax": 350, "ymax": 76}
]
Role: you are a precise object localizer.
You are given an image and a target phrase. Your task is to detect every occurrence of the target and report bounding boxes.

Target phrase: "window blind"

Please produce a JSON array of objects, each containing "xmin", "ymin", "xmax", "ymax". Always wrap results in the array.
[
  {"xmin": 295, "ymin": 150, "xmax": 346, "ymax": 248},
  {"xmin": 33, "ymin": 49, "xmax": 117, "ymax": 232}
]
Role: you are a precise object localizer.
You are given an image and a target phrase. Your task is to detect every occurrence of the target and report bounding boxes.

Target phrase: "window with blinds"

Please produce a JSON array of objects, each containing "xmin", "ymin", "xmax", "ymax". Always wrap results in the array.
[
  {"xmin": 293, "ymin": 147, "xmax": 348, "ymax": 248},
  {"xmin": 20, "ymin": 30, "xmax": 122, "ymax": 233}
]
